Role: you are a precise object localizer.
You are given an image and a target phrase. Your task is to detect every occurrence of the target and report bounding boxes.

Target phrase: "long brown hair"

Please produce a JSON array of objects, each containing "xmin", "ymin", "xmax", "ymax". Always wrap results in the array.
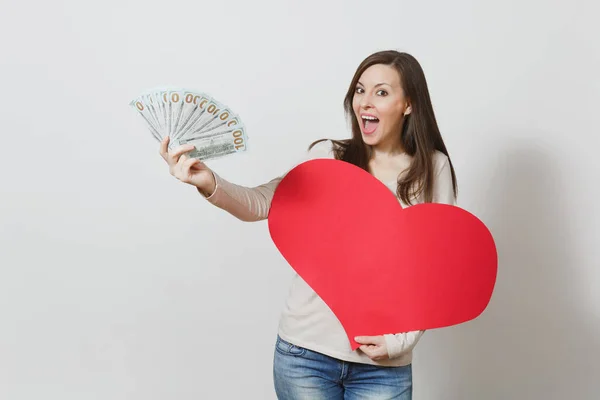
[{"xmin": 311, "ymin": 50, "xmax": 457, "ymax": 205}]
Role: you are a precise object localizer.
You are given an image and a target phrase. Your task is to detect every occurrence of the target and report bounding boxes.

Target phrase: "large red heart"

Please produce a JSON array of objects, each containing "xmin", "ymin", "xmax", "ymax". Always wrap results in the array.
[{"xmin": 268, "ymin": 159, "xmax": 497, "ymax": 350}]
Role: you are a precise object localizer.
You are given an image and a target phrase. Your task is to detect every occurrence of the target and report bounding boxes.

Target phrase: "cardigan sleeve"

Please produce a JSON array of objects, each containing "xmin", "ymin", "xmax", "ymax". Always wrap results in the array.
[{"xmin": 199, "ymin": 140, "xmax": 335, "ymax": 221}]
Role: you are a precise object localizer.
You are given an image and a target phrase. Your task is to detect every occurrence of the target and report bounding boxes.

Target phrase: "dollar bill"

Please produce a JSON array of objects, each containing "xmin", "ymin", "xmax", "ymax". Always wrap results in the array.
[
  {"xmin": 172, "ymin": 124, "xmax": 248, "ymax": 161},
  {"xmin": 129, "ymin": 97, "xmax": 162, "ymax": 142},
  {"xmin": 130, "ymin": 86, "xmax": 249, "ymax": 161},
  {"xmin": 173, "ymin": 93, "xmax": 212, "ymax": 141}
]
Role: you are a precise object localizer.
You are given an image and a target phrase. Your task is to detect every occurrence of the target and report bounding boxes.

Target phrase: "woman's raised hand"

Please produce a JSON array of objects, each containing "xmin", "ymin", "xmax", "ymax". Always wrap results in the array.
[{"xmin": 159, "ymin": 136, "xmax": 216, "ymax": 196}]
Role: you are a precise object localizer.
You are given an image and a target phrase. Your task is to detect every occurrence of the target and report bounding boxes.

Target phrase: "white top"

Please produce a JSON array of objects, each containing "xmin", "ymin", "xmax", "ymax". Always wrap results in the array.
[{"xmin": 204, "ymin": 140, "xmax": 456, "ymax": 366}]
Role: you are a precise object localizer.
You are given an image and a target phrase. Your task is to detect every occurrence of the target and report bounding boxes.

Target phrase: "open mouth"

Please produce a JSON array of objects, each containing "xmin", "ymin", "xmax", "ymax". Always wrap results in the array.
[{"xmin": 361, "ymin": 115, "xmax": 380, "ymax": 135}]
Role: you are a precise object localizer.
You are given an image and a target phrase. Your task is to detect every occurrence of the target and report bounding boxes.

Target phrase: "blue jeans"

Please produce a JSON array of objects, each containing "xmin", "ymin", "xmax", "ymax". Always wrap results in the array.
[{"xmin": 273, "ymin": 335, "xmax": 412, "ymax": 399}]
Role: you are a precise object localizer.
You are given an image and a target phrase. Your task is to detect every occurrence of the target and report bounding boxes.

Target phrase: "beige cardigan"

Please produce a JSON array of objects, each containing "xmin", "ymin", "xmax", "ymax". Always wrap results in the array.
[{"xmin": 202, "ymin": 140, "xmax": 456, "ymax": 366}]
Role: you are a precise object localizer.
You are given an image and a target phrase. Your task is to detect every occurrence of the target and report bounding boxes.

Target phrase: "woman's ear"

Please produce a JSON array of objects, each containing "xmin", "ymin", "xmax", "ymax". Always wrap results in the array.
[{"xmin": 404, "ymin": 105, "xmax": 412, "ymax": 116}]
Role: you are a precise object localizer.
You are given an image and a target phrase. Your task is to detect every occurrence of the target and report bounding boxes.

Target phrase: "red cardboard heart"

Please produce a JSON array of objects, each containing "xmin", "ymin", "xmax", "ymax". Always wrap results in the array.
[{"xmin": 268, "ymin": 159, "xmax": 497, "ymax": 350}]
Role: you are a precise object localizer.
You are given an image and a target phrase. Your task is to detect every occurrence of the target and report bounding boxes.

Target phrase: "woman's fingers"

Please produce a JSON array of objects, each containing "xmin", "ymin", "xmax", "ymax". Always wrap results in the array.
[
  {"xmin": 183, "ymin": 156, "xmax": 201, "ymax": 172},
  {"xmin": 170, "ymin": 144, "xmax": 196, "ymax": 160},
  {"xmin": 171, "ymin": 153, "xmax": 189, "ymax": 178},
  {"xmin": 172, "ymin": 156, "xmax": 206, "ymax": 185},
  {"xmin": 159, "ymin": 136, "xmax": 195, "ymax": 165},
  {"xmin": 179, "ymin": 158, "xmax": 201, "ymax": 182},
  {"xmin": 159, "ymin": 136, "xmax": 170, "ymax": 161},
  {"xmin": 159, "ymin": 137, "xmax": 206, "ymax": 186}
]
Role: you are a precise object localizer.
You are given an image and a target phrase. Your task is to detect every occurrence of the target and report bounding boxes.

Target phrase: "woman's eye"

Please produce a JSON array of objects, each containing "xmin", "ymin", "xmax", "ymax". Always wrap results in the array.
[
  {"xmin": 377, "ymin": 90, "xmax": 388, "ymax": 96},
  {"xmin": 355, "ymin": 87, "xmax": 364, "ymax": 94}
]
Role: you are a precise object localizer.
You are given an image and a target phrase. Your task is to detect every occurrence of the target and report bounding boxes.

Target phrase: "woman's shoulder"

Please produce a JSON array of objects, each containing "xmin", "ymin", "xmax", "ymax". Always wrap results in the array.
[
  {"xmin": 432, "ymin": 149, "xmax": 450, "ymax": 175},
  {"xmin": 306, "ymin": 138, "xmax": 346, "ymax": 160}
]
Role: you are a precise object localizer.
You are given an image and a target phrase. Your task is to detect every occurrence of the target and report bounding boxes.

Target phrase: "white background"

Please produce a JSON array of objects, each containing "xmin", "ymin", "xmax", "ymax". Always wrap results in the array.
[{"xmin": 1, "ymin": 0, "xmax": 599, "ymax": 399}]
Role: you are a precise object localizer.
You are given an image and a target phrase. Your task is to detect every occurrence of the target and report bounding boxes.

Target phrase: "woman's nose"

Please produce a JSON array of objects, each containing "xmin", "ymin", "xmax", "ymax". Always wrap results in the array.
[{"xmin": 360, "ymin": 94, "xmax": 373, "ymax": 109}]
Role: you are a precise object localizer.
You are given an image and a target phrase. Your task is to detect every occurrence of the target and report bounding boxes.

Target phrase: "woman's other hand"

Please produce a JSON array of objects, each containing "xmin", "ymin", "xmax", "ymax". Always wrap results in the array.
[{"xmin": 354, "ymin": 335, "xmax": 390, "ymax": 361}]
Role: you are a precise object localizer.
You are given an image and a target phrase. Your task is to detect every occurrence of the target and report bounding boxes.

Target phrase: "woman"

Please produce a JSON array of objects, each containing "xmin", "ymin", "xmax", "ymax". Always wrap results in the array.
[{"xmin": 160, "ymin": 50, "xmax": 458, "ymax": 399}]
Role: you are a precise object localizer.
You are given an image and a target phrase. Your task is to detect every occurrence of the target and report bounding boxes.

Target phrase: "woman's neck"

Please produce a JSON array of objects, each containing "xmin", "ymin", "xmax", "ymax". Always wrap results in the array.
[
  {"xmin": 370, "ymin": 139, "xmax": 406, "ymax": 161},
  {"xmin": 368, "ymin": 146, "xmax": 410, "ymax": 184}
]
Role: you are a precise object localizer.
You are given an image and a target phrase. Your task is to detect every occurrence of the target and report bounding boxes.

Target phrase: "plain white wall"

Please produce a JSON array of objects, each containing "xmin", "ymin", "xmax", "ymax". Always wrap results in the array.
[{"xmin": 1, "ymin": 0, "xmax": 599, "ymax": 398}]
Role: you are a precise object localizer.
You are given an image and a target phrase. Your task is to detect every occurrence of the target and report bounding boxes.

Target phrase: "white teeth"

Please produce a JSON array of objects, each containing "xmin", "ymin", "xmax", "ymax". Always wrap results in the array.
[{"xmin": 362, "ymin": 116, "xmax": 378, "ymax": 121}]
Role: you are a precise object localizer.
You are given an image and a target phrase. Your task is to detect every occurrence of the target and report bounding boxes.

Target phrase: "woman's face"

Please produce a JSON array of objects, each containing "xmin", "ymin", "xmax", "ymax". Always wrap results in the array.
[{"xmin": 352, "ymin": 64, "xmax": 411, "ymax": 151}]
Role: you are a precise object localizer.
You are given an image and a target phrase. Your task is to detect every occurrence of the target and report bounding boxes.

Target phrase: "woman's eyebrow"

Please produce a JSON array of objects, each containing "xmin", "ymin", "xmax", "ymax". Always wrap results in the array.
[{"xmin": 357, "ymin": 81, "xmax": 392, "ymax": 88}]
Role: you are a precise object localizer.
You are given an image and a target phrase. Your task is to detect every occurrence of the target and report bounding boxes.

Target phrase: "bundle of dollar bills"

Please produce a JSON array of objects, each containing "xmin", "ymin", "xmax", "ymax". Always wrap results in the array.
[{"xmin": 130, "ymin": 87, "xmax": 248, "ymax": 161}]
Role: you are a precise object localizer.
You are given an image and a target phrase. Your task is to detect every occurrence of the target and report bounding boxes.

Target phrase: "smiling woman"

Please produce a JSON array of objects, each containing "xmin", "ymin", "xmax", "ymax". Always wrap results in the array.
[
  {"xmin": 313, "ymin": 50, "xmax": 458, "ymax": 206},
  {"xmin": 159, "ymin": 50, "xmax": 457, "ymax": 400},
  {"xmin": 355, "ymin": 65, "xmax": 409, "ymax": 141}
]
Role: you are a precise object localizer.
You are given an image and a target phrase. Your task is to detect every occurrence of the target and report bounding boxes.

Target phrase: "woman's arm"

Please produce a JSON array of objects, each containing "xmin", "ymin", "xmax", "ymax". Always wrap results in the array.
[
  {"xmin": 198, "ymin": 140, "xmax": 335, "ymax": 222},
  {"xmin": 432, "ymin": 153, "xmax": 456, "ymax": 205},
  {"xmin": 383, "ymin": 330, "xmax": 425, "ymax": 359},
  {"xmin": 199, "ymin": 174, "xmax": 282, "ymax": 222}
]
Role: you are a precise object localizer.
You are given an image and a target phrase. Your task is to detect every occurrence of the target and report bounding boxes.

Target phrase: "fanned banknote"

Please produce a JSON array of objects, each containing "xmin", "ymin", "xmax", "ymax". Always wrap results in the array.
[{"xmin": 130, "ymin": 87, "xmax": 248, "ymax": 161}]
